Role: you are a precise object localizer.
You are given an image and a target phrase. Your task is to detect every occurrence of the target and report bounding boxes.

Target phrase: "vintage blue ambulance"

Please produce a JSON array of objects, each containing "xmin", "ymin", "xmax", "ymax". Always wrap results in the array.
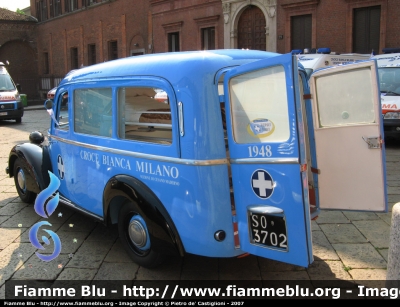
[{"xmin": 5, "ymin": 49, "xmax": 387, "ymax": 268}]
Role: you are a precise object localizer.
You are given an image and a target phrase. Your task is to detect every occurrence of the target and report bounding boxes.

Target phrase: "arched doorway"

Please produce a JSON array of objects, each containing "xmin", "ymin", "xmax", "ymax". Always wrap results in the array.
[
  {"xmin": 237, "ymin": 5, "xmax": 266, "ymax": 50},
  {"xmin": 0, "ymin": 40, "xmax": 39, "ymax": 100}
]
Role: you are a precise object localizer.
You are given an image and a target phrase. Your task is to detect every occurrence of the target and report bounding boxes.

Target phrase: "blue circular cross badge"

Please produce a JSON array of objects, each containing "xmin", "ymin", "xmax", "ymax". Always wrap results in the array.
[{"xmin": 251, "ymin": 169, "xmax": 274, "ymax": 199}]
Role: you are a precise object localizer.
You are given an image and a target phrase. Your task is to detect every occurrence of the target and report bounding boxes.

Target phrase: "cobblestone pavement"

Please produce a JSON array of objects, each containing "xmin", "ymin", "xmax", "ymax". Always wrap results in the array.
[{"xmin": 0, "ymin": 109, "xmax": 398, "ymax": 299}]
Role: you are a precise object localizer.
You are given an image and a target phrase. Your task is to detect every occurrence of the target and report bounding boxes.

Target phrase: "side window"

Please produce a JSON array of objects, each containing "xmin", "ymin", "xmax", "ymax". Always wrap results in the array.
[
  {"xmin": 57, "ymin": 91, "xmax": 69, "ymax": 131},
  {"xmin": 74, "ymin": 88, "xmax": 113, "ymax": 137},
  {"xmin": 118, "ymin": 87, "xmax": 172, "ymax": 144}
]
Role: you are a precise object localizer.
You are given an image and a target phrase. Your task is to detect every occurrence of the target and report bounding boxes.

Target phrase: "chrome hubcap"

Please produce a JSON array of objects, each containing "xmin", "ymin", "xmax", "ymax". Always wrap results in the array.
[
  {"xmin": 17, "ymin": 169, "xmax": 26, "ymax": 192},
  {"xmin": 128, "ymin": 219, "xmax": 147, "ymax": 248}
]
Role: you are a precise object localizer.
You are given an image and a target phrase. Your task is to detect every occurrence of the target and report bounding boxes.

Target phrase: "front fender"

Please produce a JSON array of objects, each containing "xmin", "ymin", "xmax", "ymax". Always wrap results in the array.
[
  {"xmin": 103, "ymin": 175, "xmax": 184, "ymax": 257},
  {"xmin": 7, "ymin": 143, "xmax": 52, "ymax": 194}
]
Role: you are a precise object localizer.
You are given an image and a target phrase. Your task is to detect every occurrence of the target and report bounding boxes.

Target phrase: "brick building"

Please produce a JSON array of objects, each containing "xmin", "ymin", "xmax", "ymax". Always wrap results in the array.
[
  {"xmin": 0, "ymin": 8, "xmax": 38, "ymax": 99},
  {"xmin": 276, "ymin": 0, "xmax": 399, "ymax": 55},
  {"xmin": 1, "ymin": 0, "xmax": 399, "ymax": 100},
  {"xmin": 150, "ymin": 0, "xmax": 278, "ymax": 52},
  {"xmin": 31, "ymin": 0, "xmax": 150, "ymax": 99}
]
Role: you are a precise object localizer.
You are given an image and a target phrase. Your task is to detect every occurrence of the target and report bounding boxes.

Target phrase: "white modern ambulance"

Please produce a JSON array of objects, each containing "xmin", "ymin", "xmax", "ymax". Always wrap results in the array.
[
  {"xmin": 293, "ymin": 48, "xmax": 370, "ymax": 77},
  {"xmin": 372, "ymin": 48, "xmax": 400, "ymax": 138},
  {"xmin": 0, "ymin": 62, "xmax": 23, "ymax": 123}
]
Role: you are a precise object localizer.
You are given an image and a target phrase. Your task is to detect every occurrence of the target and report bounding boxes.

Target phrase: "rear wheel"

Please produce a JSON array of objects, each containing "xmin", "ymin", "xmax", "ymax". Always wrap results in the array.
[
  {"xmin": 118, "ymin": 200, "xmax": 164, "ymax": 268},
  {"xmin": 13, "ymin": 159, "xmax": 36, "ymax": 203},
  {"xmin": 15, "ymin": 118, "xmax": 21, "ymax": 123}
]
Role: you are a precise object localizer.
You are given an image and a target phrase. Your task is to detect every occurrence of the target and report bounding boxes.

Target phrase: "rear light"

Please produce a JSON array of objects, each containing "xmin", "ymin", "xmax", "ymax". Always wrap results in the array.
[{"xmin": 384, "ymin": 112, "xmax": 400, "ymax": 119}]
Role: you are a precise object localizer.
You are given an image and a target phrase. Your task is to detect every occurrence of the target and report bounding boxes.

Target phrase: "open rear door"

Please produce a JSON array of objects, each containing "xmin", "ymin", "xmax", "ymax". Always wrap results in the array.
[
  {"xmin": 309, "ymin": 61, "xmax": 387, "ymax": 211},
  {"xmin": 223, "ymin": 53, "xmax": 313, "ymax": 267}
]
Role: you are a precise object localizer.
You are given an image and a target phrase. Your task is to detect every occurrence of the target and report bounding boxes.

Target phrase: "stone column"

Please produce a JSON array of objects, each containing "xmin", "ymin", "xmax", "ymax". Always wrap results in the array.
[
  {"xmin": 222, "ymin": 2, "xmax": 231, "ymax": 49},
  {"xmin": 386, "ymin": 202, "xmax": 400, "ymax": 287},
  {"xmin": 266, "ymin": 0, "xmax": 277, "ymax": 52}
]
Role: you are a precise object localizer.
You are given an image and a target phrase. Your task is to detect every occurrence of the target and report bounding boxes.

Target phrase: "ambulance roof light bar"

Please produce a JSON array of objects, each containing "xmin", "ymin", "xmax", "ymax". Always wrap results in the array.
[
  {"xmin": 291, "ymin": 48, "xmax": 317, "ymax": 54},
  {"xmin": 291, "ymin": 47, "xmax": 332, "ymax": 55},
  {"xmin": 382, "ymin": 48, "xmax": 400, "ymax": 54},
  {"xmin": 317, "ymin": 47, "xmax": 331, "ymax": 54}
]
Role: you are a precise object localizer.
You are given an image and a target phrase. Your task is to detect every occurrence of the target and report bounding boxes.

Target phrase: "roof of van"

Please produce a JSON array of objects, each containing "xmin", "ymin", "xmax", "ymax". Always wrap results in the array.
[
  {"xmin": 59, "ymin": 49, "xmax": 280, "ymax": 86},
  {"xmin": 372, "ymin": 53, "xmax": 400, "ymax": 67},
  {"xmin": 0, "ymin": 63, "xmax": 9, "ymax": 74},
  {"xmin": 297, "ymin": 53, "xmax": 370, "ymax": 68}
]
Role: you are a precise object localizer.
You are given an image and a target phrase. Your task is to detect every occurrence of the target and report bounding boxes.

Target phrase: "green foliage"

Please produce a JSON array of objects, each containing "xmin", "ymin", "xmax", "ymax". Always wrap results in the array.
[
  {"xmin": 343, "ymin": 265, "xmax": 352, "ymax": 272},
  {"xmin": 16, "ymin": 8, "xmax": 25, "ymax": 15}
]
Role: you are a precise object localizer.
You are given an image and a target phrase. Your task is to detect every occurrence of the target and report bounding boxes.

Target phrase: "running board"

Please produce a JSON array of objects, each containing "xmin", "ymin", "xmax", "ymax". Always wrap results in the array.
[{"xmin": 59, "ymin": 195, "xmax": 104, "ymax": 223}]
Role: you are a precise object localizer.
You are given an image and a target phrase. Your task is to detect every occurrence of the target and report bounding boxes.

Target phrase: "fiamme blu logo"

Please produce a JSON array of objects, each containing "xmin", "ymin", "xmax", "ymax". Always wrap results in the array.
[{"xmin": 28, "ymin": 171, "xmax": 62, "ymax": 261}]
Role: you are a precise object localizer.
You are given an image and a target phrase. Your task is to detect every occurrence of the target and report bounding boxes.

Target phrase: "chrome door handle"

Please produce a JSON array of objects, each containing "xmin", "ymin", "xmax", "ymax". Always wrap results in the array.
[{"xmin": 362, "ymin": 136, "xmax": 382, "ymax": 149}]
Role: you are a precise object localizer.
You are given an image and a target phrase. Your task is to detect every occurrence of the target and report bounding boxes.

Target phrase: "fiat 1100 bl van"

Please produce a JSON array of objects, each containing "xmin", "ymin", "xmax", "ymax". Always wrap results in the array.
[{"xmin": 5, "ymin": 49, "xmax": 387, "ymax": 268}]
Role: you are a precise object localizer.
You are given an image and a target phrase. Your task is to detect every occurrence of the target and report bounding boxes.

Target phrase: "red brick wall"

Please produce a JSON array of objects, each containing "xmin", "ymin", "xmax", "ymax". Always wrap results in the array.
[
  {"xmin": 385, "ymin": 0, "xmax": 400, "ymax": 49},
  {"xmin": 35, "ymin": 0, "xmax": 150, "ymax": 76},
  {"xmin": 314, "ymin": 0, "xmax": 348, "ymax": 53},
  {"xmin": 150, "ymin": 0, "xmax": 224, "ymax": 53},
  {"xmin": 277, "ymin": 0, "xmax": 400, "ymax": 54}
]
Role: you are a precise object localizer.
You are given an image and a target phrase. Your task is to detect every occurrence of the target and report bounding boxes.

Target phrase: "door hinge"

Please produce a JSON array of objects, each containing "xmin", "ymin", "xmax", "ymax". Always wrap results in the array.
[{"xmin": 311, "ymin": 167, "xmax": 320, "ymax": 174}]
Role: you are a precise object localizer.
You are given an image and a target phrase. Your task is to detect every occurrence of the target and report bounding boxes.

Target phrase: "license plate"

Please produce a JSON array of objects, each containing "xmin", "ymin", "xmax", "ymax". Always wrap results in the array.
[
  {"xmin": 0, "ymin": 112, "xmax": 7, "ymax": 116},
  {"xmin": 248, "ymin": 212, "xmax": 288, "ymax": 251}
]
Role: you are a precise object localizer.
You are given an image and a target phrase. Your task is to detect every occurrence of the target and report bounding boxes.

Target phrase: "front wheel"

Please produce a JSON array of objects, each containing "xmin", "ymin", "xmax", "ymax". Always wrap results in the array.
[
  {"xmin": 13, "ymin": 158, "xmax": 36, "ymax": 203},
  {"xmin": 118, "ymin": 200, "xmax": 164, "ymax": 268},
  {"xmin": 15, "ymin": 118, "xmax": 22, "ymax": 123}
]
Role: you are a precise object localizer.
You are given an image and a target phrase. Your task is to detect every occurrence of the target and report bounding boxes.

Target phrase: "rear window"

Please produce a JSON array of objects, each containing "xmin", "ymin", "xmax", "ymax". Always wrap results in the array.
[{"xmin": 229, "ymin": 65, "xmax": 290, "ymax": 143}]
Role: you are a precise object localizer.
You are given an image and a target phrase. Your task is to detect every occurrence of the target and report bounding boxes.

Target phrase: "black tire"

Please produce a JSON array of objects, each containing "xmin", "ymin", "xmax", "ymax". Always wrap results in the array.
[
  {"xmin": 15, "ymin": 118, "xmax": 21, "ymax": 123},
  {"xmin": 118, "ymin": 199, "xmax": 164, "ymax": 268},
  {"xmin": 13, "ymin": 158, "xmax": 36, "ymax": 203}
]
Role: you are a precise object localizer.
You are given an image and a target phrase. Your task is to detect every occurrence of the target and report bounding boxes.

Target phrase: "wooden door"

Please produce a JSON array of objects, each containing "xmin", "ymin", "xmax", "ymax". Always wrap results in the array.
[{"xmin": 238, "ymin": 5, "xmax": 266, "ymax": 51}]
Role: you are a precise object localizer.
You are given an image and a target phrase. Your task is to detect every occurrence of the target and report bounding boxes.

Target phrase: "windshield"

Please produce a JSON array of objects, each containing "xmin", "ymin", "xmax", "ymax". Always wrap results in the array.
[
  {"xmin": 378, "ymin": 67, "xmax": 400, "ymax": 96},
  {"xmin": 0, "ymin": 73, "xmax": 16, "ymax": 92}
]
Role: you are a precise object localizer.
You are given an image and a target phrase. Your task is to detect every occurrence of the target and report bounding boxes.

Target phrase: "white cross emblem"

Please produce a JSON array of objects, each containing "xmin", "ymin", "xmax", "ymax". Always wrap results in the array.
[
  {"xmin": 57, "ymin": 155, "xmax": 65, "ymax": 179},
  {"xmin": 252, "ymin": 170, "xmax": 273, "ymax": 198}
]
